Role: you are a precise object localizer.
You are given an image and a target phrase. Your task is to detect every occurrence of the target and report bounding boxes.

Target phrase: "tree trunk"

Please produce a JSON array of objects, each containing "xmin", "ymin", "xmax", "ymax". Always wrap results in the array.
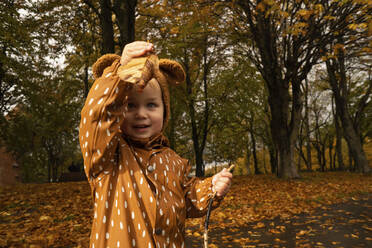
[
  {"xmin": 248, "ymin": 114, "xmax": 261, "ymax": 175},
  {"xmin": 296, "ymin": 120, "xmax": 305, "ymax": 171},
  {"xmin": 167, "ymin": 87, "xmax": 176, "ymax": 150},
  {"xmin": 83, "ymin": 64, "xmax": 89, "ymax": 98},
  {"xmin": 297, "ymin": 148, "xmax": 302, "ymax": 172},
  {"xmin": 184, "ymin": 38, "xmax": 211, "ymax": 177},
  {"xmin": 263, "ymin": 145, "xmax": 268, "ymax": 174},
  {"xmin": 85, "ymin": 0, "xmax": 137, "ymax": 54},
  {"xmin": 98, "ymin": 0, "xmax": 115, "ymax": 54},
  {"xmin": 348, "ymin": 146, "xmax": 354, "ymax": 171},
  {"xmin": 326, "ymin": 56, "xmax": 371, "ymax": 173},
  {"xmin": 245, "ymin": 144, "xmax": 251, "ymax": 174},
  {"xmin": 194, "ymin": 150, "xmax": 204, "ymax": 177},
  {"xmin": 333, "ymin": 97, "xmax": 345, "ymax": 170},
  {"xmin": 268, "ymin": 142, "xmax": 277, "ymax": 174},
  {"xmin": 48, "ymin": 160, "xmax": 51, "ymax": 183},
  {"xmin": 321, "ymin": 141, "xmax": 326, "ymax": 172},
  {"xmin": 304, "ymin": 78, "xmax": 312, "ymax": 171},
  {"xmin": 113, "ymin": 0, "xmax": 137, "ymax": 49},
  {"xmin": 188, "ymin": 80, "xmax": 204, "ymax": 177},
  {"xmin": 184, "ymin": 60, "xmax": 206, "ymax": 177},
  {"xmin": 341, "ymin": 114, "xmax": 369, "ymax": 172},
  {"xmin": 328, "ymin": 136, "xmax": 334, "ymax": 171},
  {"xmin": 0, "ymin": 58, "xmax": 5, "ymax": 113},
  {"xmin": 297, "ymin": 145, "xmax": 307, "ymax": 171},
  {"xmin": 236, "ymin": 0, "xmax": 303, "ymax": 179},
  {"xmin": 250, "ymin": 130, "xmax": 261, "ymax": 175},
  {"xmin": 53, "ymin": 162, "xmax": 58, "ymax": 182},
  {"xmin": 335, "ymin": 118, "xmax": 345, "ymax": 170},
  {"xmin": 268, "ymin": 81, "xmax": 301, "ymax": 178},
  {"xmin": 314, "ymin": 142, "xmax": 322, "ymax": 171}
]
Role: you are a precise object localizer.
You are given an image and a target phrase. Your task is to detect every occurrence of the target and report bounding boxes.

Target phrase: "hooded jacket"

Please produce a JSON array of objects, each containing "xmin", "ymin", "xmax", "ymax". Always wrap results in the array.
[{"xmin": 79, "ymin": 54, "xmax": 221, "ymax": 248}]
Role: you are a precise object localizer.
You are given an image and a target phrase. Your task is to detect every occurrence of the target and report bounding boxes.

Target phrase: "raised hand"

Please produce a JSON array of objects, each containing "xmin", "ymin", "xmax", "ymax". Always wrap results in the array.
[{"xmin": 120, "ymin": 41, "xmax": 155, "ymax": 66}]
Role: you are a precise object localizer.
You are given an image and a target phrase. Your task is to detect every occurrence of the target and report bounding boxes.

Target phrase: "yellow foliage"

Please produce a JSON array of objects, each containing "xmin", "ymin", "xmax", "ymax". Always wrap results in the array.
[
  {"xmin": 234, "ymin": 157, "xmax": 249, "ymax": 175},
  {"xmin": 348, "ymin": 23, "xmax": 358, "ymax": 30},
  {"xmin": 314, "ymin": 4, "xmax": 324, "ymax": 14},
  {"xmin": 297, "ymin": 9, "xmax": 312, "ymax": 20},
  {"xmin": 347, "ymin": 23, "xmax": 367, "ymax": 31},
  {"xmin": 289, "ymin": 22, "xmax": 309, "ymax": 36},
  {"xmin": 296, "ymin": 22, "xmax": 309, "ymax": 28},
  {"xmin": 333, "ymin": 43, "xmax": 345, "ymax": 55},
  {"xmin": 279, "ymin": 10, "xmax": 289, "ymax": 18},
  {"xmin": 256, "ymin": 2, "xmax": 265, "ymax": 12},
  {"xmin": 264, "ymin": 0, "xmax": 275, "ymax": 5},
  {"xmin": 361, "ymin": 47, "xmax": 372, "ymax": 53},
  {"xmin": 324, "ymin": 15, "xmax": 337, "ymax": 20},
  {"xmin": 170, "ymin": 27, "xmax": 179, "ymax": 34},
  {"xmin": 359, "ymin": 23, "xmax": 367, "ymax": 30}
]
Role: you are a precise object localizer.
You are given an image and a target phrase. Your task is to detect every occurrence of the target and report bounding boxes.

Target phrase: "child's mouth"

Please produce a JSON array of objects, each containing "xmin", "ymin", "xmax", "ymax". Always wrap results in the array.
[{"xmin": 133, "ymin": 124, "xmax": 150, "ymax": 132}]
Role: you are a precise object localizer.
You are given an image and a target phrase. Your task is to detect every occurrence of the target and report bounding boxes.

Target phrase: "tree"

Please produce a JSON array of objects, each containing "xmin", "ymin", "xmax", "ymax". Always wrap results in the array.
[
  {"xmin": 324, "ymin": 47, "xmax": 371, "ymax": 173},
  {"xmin": 332, "ymin": 95, "xmax": 345, "ymax": 170},
  {"xmin": 205, "ymin": 49, "xmax": 268, "ymax": 174},
  {"xmin": 137, "ymin": 0, "xmax": 230, "ymax": 176},
  {"xmin": 0, "ymin": 1, "xmax": 86, "ymax": 182},
  {"xmin": 303, "ymin": 78, "xmax": 313, "ymax": 171},
  {"xmin": 1, "ymin": 71, "xmax": 81, "ymax": 182},
  {"xmin": 83, "ymin": 0, "xmax": 137, "ymax": 54},
  {"xmin": 228, "ymin": 0, "xmax": 371, "ymax": 178},
  {"xmin": 0, "ymin": 0, "xmax": 37, "ymax": 116},
  {"xmin": 313, "ymin": 0, "xmax": 371, "ymax": 173}
]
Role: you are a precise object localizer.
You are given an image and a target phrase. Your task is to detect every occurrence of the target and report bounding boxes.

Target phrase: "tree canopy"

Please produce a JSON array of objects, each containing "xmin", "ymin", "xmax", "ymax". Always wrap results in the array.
[{"xmin": 0, "ymin": 0, "xmax": 371, "ymax": 182}]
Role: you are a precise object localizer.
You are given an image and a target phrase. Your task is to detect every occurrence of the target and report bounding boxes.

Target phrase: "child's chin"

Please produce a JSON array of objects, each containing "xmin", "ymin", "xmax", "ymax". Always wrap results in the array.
[{"xmin": 132, "ymin": 133, "xmax": 151, "ymax": 139}]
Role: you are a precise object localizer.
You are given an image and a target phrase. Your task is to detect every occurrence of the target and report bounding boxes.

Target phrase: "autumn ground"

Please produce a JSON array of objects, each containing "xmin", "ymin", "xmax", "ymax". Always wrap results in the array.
[{"xmin": 0, "ymin": 172, "xmax": 371, "ymax": 248}]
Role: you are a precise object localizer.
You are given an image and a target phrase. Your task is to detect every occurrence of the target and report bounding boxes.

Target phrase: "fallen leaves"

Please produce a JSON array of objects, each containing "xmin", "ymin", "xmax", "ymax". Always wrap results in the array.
[
  {"xmin": 254, "ymin": 222, "xmax": 265, "ymax": 229},
  {"xmin": 39, "ymin": 215, "xmax": 52, "ymax": 222},
  {"xmin": 186, "ymin": 172, "xmax": 372, "ymax": 247},
  {"xmin": 0, "ymin": 182, "xmax": 92, "ymax": 247},
  {"xmin": 0, "ymin": 172, "xmax": 371, "ymax": 247}
]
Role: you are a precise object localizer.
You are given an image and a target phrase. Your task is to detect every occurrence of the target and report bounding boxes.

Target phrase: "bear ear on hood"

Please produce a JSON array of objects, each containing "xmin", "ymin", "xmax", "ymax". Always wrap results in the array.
[
  {"xmin": 159, "ymin": 59, "xmax": 186, "ymax": 85},
  {"xmin": 92, "ymin": 54, "xmax": 121, "ymax": 79}
]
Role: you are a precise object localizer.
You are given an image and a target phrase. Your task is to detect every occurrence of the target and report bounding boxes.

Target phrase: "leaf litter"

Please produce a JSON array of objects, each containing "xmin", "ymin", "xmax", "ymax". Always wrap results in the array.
[{"xmin": 0, "ymin": 172, "xmax": 371, "ymax": 247}]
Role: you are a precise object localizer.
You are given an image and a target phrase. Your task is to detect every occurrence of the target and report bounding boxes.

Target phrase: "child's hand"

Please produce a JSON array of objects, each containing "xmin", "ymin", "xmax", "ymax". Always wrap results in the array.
[
  {"xmin": 120, "ymin": 41, "xmax": 155, "ymax": 66},
  {"xmin": 212, "ymin": 168, "xmax": 233, "ymax": 197}
]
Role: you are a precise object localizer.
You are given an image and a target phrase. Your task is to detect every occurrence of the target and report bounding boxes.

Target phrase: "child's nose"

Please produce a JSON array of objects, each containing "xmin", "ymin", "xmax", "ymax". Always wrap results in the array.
[{"xmin": 135, "ymin": 107, "xmax": 146, "ymax": 118}]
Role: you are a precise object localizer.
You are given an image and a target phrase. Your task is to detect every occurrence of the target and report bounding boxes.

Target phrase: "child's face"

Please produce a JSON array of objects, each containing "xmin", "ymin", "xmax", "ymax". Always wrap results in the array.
[{"xmin": 123, "ymin": 79, "xmax": 164, "ymax": 139}]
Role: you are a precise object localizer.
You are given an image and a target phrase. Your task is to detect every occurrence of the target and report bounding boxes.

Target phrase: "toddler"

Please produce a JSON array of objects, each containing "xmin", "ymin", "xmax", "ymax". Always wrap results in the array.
[{"xmin": 79, "ymin": 41, "xmax": 232, "ymax": 248}]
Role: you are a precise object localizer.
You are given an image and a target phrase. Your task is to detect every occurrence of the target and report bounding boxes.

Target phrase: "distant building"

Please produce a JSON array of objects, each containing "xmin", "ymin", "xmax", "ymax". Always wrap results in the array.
[{"xmin": 0, "ymin": 146, "xmax": 21, "ymax": 186}]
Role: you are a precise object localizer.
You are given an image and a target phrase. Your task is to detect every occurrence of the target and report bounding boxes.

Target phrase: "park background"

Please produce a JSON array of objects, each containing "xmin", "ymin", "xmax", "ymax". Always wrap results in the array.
[{"xmin": 0, "ymin": 0, "xmax": 371, "ymax": 247}]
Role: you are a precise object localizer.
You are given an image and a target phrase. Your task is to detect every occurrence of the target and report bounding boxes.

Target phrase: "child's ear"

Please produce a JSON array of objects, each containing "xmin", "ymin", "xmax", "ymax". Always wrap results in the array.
[{"xmin": 159, "ymin": 59, "xmax": 186, "ymax": 85}]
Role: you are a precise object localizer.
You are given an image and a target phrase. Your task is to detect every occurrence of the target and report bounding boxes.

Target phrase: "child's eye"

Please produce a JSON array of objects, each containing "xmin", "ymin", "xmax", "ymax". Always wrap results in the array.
[
  {"xmin": 147, "ymin": 103, "xmax": 157, "ymax": 108},
  {"xmin": 127, "ymin": 103, "xmax": 136, "ymax": 109}
]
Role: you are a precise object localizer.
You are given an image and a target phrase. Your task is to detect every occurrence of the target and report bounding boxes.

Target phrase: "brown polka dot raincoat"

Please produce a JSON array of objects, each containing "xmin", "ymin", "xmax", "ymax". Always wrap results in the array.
[{"xmin": 79, "ymin": 54, "xmax": 222, "ymax": 248}]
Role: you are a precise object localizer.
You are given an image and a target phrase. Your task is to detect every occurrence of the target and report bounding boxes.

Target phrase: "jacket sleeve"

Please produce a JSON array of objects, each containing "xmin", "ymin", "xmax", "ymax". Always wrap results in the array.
[
  {"xmin": 79, "ymin": 54, "xmax": 128, "ymax": 187},
  {"xmin": 181, "ymin": 159, "xmax": 223, "ymax": 218}
]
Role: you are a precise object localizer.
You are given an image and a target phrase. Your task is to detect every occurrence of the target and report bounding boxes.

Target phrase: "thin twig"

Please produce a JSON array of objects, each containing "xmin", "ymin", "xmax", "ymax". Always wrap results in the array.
[{"xmin": 204, "ymin": 164, "xmax": 235, "ymax": 248}]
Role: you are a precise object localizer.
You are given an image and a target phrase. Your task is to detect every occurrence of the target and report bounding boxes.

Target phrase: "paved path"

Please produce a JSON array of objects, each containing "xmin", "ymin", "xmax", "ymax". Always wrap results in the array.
[{"xmin": 186, "ymin": 195, "xmax": 372, "ymax": 247}]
